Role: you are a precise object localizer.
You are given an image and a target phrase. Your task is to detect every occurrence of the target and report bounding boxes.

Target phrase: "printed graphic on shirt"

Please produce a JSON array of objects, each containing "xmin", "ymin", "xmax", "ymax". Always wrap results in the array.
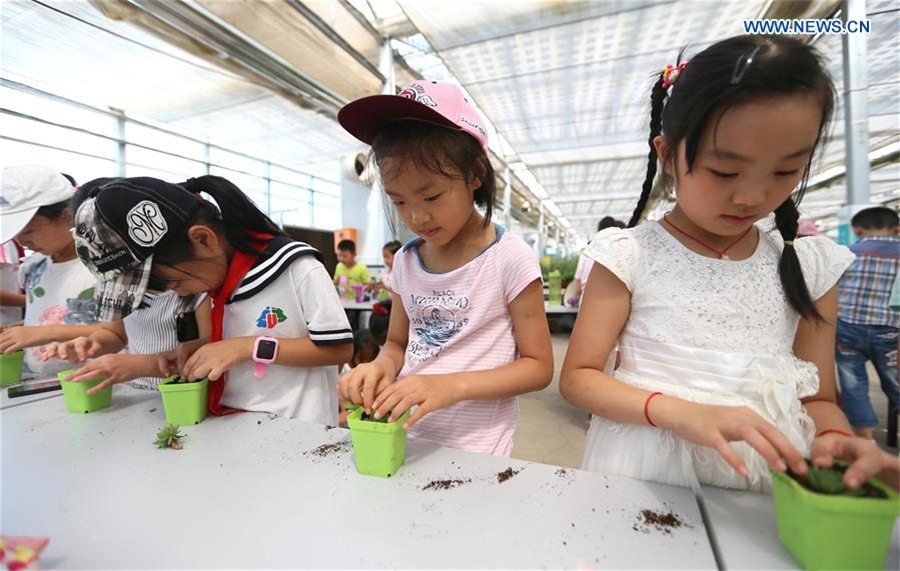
[
  {"xmin": 256, "ymin": 306, "xmax": 288, "ymax": 329},
  {"xmin": 406, "ymin": 289, "xmax": 470, "ymax": 363}
]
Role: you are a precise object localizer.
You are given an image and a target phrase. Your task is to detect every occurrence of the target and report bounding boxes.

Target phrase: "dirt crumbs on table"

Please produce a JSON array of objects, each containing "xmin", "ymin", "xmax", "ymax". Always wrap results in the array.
[
  {"xmin": 632, "ymin": 509, "xmax": 686, "ymax": 534},
  {"xmin": 305, "ymin": 441, "xmax": 351, "ymax": 458},
  {"xmin": 422, "ymin": 478, "xmax": 471, "ymax": 491},
  {"xmin": 497, "ymin": 467, "xmax": 521, "ymax": 484},
  {"xmin": 554, "ymin": 468, "xmax": 568, "ymax": 477},
  {"xmin": 148, "ymin": 408, "xmax": 157, "ymax": 413}
]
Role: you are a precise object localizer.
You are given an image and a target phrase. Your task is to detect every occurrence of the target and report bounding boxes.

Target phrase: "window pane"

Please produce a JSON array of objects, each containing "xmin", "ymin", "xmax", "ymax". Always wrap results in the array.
[
  {"xmin": 125, "ymin": 122, "xmax": 207, "ymax": 162},
  {"xmin": 0, "ymin": 139, "xmax": 118, "ymax": 184},
  {"xmin": 126, "ymin": 146, "xmax": 204, "ymax": 180},
  {"xmin": 208, "ymin": 166, "xmax": 267, "ymax": 211},
  {"xmin": 209, "ymin": 148, "xmax": 265, "ymax": 177}
]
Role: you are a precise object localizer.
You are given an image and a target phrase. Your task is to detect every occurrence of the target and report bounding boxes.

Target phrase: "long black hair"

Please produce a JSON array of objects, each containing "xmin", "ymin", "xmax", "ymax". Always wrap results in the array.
[
  {"xmin": 146, "ymin": 175, "xmax": 285, "ymax": 290},
  {"xmin": 630, "ymin": 35, "xmax": 836, "ymax": 320}
]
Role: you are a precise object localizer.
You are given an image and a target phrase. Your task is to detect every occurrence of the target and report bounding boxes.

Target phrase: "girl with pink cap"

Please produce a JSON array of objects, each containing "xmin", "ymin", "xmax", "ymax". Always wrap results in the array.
[{"xmin": 337, "ymin": 81, "xmax": 553, "ymax": 456}]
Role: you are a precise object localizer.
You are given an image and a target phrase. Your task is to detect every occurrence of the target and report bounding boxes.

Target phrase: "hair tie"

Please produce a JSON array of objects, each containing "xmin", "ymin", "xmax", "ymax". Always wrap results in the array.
[
  {"xmin": 183, "ymin": 177, "xmax": 203, "ymax": 196},
  {"xmin": 783, "ymin": 240, "xmax": 795, "ymax": 246},
  {"xmin": 662, "ymin": 62, "xmax": 688, "ymax": 89}
]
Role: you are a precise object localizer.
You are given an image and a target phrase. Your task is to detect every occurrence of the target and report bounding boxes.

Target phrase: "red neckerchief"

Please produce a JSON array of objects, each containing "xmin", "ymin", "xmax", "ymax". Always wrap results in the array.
[{"xmin": 207, "ymin": 234, "xmax": 272, "ymax": 415}]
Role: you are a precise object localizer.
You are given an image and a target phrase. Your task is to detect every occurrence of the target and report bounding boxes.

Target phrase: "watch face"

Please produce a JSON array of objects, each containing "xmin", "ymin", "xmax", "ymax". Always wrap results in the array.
[{"xmin": 256, "ymin": 339, "xmax": 277, "ymax": 360}]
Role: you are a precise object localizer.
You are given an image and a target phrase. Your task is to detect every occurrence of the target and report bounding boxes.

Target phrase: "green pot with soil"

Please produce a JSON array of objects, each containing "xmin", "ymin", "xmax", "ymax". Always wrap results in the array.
[
  {"xmin": 0, "ymin": 351, "xmax": 25, "ymax": 387},
  {"xmin": 158, "ymin": 375, "xmax": 208, "ymax": 425},
  {"xmin": 771, "ymin": 463, "xmax": 900, "ymax": 570},
  {"xmin": 57, "ymin": 369, "xmax": 112, "ymax": 413},
  {"xmin": 347, "ymin": 407, "xmax": 411, "ymax": 478}
]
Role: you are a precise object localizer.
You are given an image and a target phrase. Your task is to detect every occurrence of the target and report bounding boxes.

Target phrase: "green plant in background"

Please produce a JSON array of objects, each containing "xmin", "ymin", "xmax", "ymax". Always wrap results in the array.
[
  {"xmin": 806, "ymin": 465, "xmax": 865, "ymax": 497},
  {"xmin": 154, "ymin": 423, "xmax": 185, "ymax": 450},
  {"xmin": 540, "ymin": 254, "xmax": 580, "ymax": 284}
]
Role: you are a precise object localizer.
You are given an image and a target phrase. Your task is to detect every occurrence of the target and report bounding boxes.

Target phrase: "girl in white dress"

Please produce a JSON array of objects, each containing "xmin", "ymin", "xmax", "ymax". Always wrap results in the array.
[{"xmin": 560, "ymin": 34, "xmax": 887, "ymax": 492}]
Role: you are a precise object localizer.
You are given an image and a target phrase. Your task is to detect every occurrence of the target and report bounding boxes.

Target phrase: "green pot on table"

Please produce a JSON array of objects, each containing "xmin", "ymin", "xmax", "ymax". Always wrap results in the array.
[
  {"xmin": 771, "ymin": 466, "xmax": 900, "ymax": 570},
  {"xmin": 0, "ymin": 351, "xmax": 25, "ymax": 387},
  {"xmin": 57, "ymin": 369, "xmax": 112, "ymax": 413},
  {"xmin": 347, "ymin": 407, "xmax": 410, "ymax": 478},
  {"xmin": 158, "ymin": 375, "xmax": 208, "ymax": 425}
]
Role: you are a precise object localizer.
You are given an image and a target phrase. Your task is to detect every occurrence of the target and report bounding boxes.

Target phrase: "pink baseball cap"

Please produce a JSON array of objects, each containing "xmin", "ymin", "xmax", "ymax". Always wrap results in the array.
[{"xmin": 338, "ymin": 81, "xmax": 488, "ymax": 150}]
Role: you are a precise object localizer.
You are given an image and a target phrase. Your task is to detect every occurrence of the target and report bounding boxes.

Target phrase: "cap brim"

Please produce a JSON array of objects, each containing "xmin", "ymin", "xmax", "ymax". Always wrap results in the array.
[
  {"xmin": 1, "ymin": 207, "xmax": 38, "ymax": 244},
  {"xmin": 338, "ymin": 94, "xmax": 462, "ymax": 145},
  {"xmin": 93, "ymin": 255, "xmax": 153, "ymax": 322}
]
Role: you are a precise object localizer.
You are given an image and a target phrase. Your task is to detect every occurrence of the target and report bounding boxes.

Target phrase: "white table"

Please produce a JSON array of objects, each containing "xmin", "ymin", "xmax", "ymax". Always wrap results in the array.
[
  {"xmin": 2, "ymin": 386, "xmax": 717, "ymax": 569},
  {"xmin": 700, "ymin": 485, "xmax": 900, "ymax": 570}
]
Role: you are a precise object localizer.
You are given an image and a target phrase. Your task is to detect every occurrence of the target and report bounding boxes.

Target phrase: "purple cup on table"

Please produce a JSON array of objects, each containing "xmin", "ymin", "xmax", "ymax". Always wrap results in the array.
[{"xmin": 353, "ymin": 284, "xmax": 365, "ymax": 302}]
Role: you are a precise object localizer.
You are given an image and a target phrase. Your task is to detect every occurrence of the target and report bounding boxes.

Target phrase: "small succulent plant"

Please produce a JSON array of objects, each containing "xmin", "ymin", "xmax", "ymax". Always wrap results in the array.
[
  {"xmin": 806, "ymin": 465, "xmax": 865, "ymax": 497},
  {"xmin": 154, "ymin": 423, "xmax": 184, "ymax": 450}
]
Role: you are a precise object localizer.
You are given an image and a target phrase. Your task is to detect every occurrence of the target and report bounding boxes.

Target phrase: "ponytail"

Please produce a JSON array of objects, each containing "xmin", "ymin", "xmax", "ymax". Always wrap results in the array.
[
  {"xmin": 179, "ymin": 175, "xmax": 285, "ymax": 255},
  {"xmin": 774, "ymin": 194, "xmax": 823, "ymax": 321},
  {"xmin": 628, "ymin": 73, "xmax": 670, "ymax": 228},
  {"xmin": 146, "ymin": 175, "xmax": 285, "ymax": 291}
]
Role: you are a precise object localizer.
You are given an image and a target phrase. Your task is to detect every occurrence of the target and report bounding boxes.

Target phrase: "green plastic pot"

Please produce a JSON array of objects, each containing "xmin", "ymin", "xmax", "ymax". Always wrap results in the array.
[
  {"xmin": 347, "ymin": 407, "xmax": 411, "ymax": 478},
  {"xmin": 57, "ymin": 369, "xmax": 111, "ymax": 413},
  {"xmin": 771, "ymin": 467, "xmax": 900, "ymax": 570},
  {"xmin": 158, "ymin": 375, "xmax": 208, "ymax": 425},
  {"xmin": 0, "ymin": 351, "xmax": 25, "ymax": 387}
]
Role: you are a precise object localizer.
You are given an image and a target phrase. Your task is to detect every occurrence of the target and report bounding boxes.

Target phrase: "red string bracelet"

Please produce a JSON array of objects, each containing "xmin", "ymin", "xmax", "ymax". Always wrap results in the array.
[
  {"xmin": 644, "ymin": 391, "xmax": 664, "ymax": 427},
  {"xmin": 817, "ymin": 428, "xmax": 852, "ymax": 438}
]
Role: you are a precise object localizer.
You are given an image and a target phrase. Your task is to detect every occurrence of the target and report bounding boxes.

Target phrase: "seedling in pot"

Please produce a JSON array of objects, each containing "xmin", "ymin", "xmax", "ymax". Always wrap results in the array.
[{"xmin": 154, "ymin": 423, "xmax": 185, "ymax": 450}]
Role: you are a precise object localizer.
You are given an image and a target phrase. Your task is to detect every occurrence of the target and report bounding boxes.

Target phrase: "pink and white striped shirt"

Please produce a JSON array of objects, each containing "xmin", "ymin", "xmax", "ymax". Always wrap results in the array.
[{"xmin": 391, "ymin": 226, "xmax": 542, "ymax": 456}]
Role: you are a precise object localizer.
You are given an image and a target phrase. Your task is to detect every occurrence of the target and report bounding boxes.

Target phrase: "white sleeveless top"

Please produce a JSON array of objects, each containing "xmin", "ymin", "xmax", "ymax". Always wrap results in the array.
[{"xmin": 581, "ymin": 219, "xmax": 854, "ymax": 492}]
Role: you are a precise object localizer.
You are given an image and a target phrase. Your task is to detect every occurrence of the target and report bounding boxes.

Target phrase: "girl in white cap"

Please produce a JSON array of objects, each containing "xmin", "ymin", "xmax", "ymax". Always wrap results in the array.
[
  {"xmin": 0, "ymin": 166, "xmax": 98, "ymax": 379},
  {"xmin": 336, "ymin": 81, "xmax": 553, "ymax": 456}
]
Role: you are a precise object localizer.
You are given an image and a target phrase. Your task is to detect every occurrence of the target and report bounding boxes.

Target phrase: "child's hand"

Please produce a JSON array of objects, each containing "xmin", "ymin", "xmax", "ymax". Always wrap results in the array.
[
  {"xmin": 810, "ymin": 432, "xmax": 899, "ymax": 491},
  {"xmin": 371, "ymin": 374, "xmax": 464, "ymax": 429},
  {"xmin": 660, "ymin": 400, "xmax": 808, "ymax": 478},
  {"xmin": 63, "ymin": 354, "xmax": 146, "ymax": 394},
  {"xmin": 158, "ymin": 338, "xmax": 207, "ymax": 377},
  {"xmin": 181, "ymin": 338, "xmax": 252, "ymax": 381},
  {"xmin": 42, "ymin": 336, "xmax": 102, "ymax": 362},
  {"xmin": 337, "ymin": 360, "xmax": 395, "ymax": 412},
  {"xmin": 0, "ymin": 325, "xmax": 42, "ymax": 353}
]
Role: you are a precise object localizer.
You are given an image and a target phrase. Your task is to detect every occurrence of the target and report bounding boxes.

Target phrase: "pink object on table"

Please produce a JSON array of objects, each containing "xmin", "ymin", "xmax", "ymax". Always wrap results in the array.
[
  {"xmin": 352, "ymin": 284, "xmax": 365, "ymax": 302},
  {"xmin": 0, "ymin": 536, "xmax": 49, "ymax": 570}
]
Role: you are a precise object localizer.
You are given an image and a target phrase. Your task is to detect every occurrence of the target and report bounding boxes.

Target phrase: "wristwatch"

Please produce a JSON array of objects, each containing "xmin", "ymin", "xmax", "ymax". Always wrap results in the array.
[{"xmin": 252, "ymin": 336, "xmax": 279, "ymax": 378}]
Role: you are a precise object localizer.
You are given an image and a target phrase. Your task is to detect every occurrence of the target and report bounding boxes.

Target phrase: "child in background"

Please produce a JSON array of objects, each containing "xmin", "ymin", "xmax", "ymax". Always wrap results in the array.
[
  {"xmin": 0, "ymin": 166, "xmax": 98, "ymax": 379},
  {"xmin": 368, "ymin": 300, "xmax": 391, "ymax": 347},
  {"xmin": 72, "ymin": 176, "xmax": 353, "ymax": 423},
  {"xmin": 373, "ymin": 240, "xmax": 402, "ymax": 297},
  {"xmin": 573, "ymin": 217, "xmax": 625, "ymax": 301},
  {"xmin": 337, "ymin": 80, "xmax": 553, "ymax": 456},
  {"xmin": 333, "ymin": 239, "xmax": 370, "ymax": 299},
  {"xmin": 561, "ymin": 35, "xmax": 886, "ymax": 492},
  {"xmin": 835, "ymin": 206, "xmax": 899, "ymax": 439}
]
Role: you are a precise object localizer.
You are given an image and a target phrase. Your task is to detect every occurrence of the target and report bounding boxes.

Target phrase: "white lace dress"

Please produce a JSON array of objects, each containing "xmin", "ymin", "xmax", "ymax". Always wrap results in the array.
[{"xmin": 581, "ymin": 220, "xmax": 855, "ymax": 492}]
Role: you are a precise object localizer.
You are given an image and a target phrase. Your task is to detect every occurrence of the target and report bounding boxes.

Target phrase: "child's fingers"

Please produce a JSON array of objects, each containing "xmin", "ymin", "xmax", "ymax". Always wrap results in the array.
[
  {"xmin": 387, "ymin": 392, "xmax": 421, "ymax": 424},
  {"xmin": 711, "ymin": 436, "xmax": 750, "ymax": 478},
  {"xmin": 85, "ymin": 378, "xmax": 114, "ymax": 395},
  {"xmin": 844, "ymin": 450, "xmax": 884, "ymax": 489},
  {"xmin": 373, "ymin": 385, "xmax": 408, "ymax": 420},
  {"xmin": 740, "ymin": 428, "xmax": 787, "ymax": 472},
  {"xmin": 361, "ymin": 371, "xmax": 384, "ymax": 412},
  {"xmin": 757, "ymin": 422, "xmax": 807, "ymax": 475},
  {"xmin": 404, "ymin": 401, "xmax": 432, "ymax": 429},
  {"xmin": 66, "ymin": 367, "xmax": 99, "ymax": 383}
]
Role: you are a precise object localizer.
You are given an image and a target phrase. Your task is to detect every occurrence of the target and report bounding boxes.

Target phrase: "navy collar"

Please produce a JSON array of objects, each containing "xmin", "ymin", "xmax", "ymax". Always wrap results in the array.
[{"xmin": 230, "ymin": 235, "xmax": 322, "ymax": 303}]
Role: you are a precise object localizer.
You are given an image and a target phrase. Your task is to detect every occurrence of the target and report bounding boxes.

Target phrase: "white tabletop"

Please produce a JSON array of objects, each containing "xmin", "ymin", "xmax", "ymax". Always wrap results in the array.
[
  {"xmin": 700, "ymin": 484, "xmax": 900, "ymax": 571},
  {"xmin": 3, "ymin": 386, "xmax": 718, "ymax": 569},
  {"xmin": 342, "ymin": 301, "xmax": 376, "ymax": 311}
]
